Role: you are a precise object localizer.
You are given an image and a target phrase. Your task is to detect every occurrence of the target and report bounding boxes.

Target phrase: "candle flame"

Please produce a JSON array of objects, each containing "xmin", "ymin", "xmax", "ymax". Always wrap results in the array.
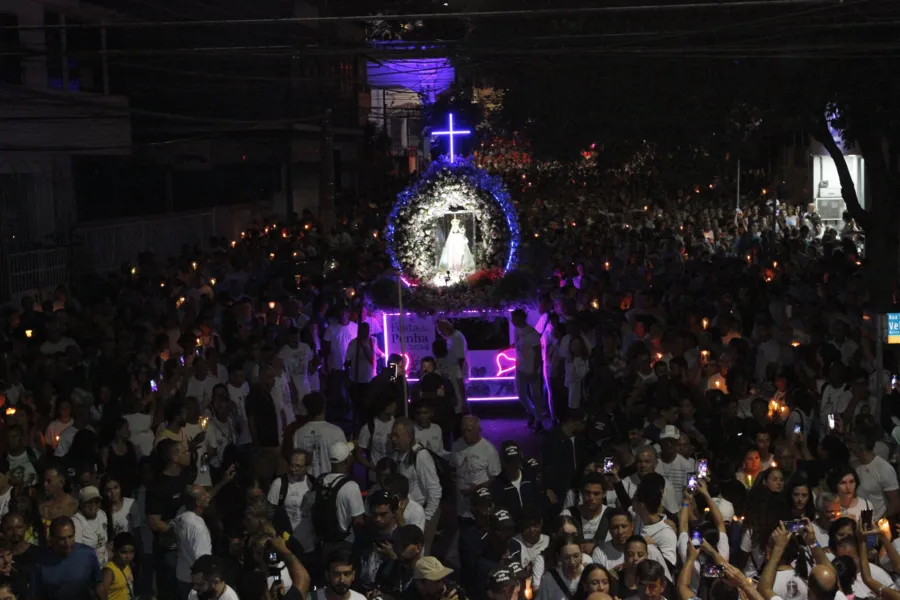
[
  {"xmin": 24, "ymin": 330, "xmax": 32, "ymax": 339},
  {"xmin": 5, "ymin": 408, "xmax": 15, "ymax": 415},
  {"xmin": 791, "ymin": 341, "xmax": 800, "ymax": 347},
  {"xmin": 268, "ymin": 302, "xmax": 276, "ymax": 310},
  {"xmin": 702, "ymin": 318, "xmax": 709, "ymax": 330}
]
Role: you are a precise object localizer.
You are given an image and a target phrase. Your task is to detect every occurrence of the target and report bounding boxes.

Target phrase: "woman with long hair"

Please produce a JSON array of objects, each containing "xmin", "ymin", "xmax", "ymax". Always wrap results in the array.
[
  {"xmin": 100, "ymin": 419, "xmax": 138, "ymax": 497},
  {"xmin": 531, "ymin": 516, "xmax": 582, "ymax": 593},
  {"xmin": 574, "ymin": 564, "xmax": 612, "ymax": 600},
  {"xmin": 734, "ymin": 469, "xmax": 790, "ymax": 578},
  {"xmin": 537, "ymin": 533, "xmax": 587, "ymax": 600},
  {"xmin": 788, "ymin": 476, "xmax": 817, "ymax": 521}
]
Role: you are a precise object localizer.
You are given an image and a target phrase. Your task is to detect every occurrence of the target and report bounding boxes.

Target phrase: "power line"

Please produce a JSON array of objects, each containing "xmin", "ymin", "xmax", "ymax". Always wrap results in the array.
[{"xmin": 0, "ymin": 0, "xmax": 847, "ymax": 31}]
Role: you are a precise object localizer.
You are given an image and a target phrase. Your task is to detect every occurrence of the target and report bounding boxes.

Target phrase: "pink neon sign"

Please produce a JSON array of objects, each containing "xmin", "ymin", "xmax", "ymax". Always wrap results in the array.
[{"xmin": 495, "ymin": 351, "xmax": 517, "ymax": 376}]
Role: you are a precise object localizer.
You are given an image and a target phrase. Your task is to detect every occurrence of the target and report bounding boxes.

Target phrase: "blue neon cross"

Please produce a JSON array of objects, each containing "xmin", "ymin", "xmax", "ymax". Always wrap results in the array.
[{"xmin": 432, "ymin": 113, "xmax": 471, "ymax": 163}]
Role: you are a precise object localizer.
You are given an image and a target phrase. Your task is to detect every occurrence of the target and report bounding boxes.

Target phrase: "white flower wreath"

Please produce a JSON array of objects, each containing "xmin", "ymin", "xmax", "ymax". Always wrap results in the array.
[{"xmin": 386, "ymin": 158, "xmax": 519, "ymax": 287}]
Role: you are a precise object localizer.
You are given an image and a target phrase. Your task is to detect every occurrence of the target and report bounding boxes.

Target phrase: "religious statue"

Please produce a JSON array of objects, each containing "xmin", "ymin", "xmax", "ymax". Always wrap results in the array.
[{"xmin": 437, "ymin": 216, "xmax": 476, "ymax": 275}]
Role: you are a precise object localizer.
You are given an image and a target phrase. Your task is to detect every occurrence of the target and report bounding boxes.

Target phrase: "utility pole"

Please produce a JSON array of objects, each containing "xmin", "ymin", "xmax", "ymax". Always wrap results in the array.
[{"xmin": 319, "ymin": 108, "xmax": 335, "ymax": 233}]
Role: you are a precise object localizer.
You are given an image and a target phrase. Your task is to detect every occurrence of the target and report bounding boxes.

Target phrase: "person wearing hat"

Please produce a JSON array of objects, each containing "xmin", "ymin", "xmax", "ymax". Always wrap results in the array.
[
  {"xmin": 459, "ymin": 486, "xmax": 494, "ymax": 592},
  {"xmin": 474, "ymin": 508, "xmax": 524, "ymax": 591},
  {"xmin": 314, "ymin": 441, "xmax": 365, "ymax": 555},
  {"xmin": 490, "ymin": 442, "xmax": 542, "ymax": 524},
  {"xmin": 72, "ymin": 485, "xmax": 109, "ymax": 566},
  {"xmin": 486, "ymin": 566, "xmax": 517, "ymax": 600},
  {"xmin": 409, "ymin": 557, "xmax": 464, "ymax": 600},
  {"xmin": 656, "ymin": 425, "xmax": 694, "ymax": 501}
]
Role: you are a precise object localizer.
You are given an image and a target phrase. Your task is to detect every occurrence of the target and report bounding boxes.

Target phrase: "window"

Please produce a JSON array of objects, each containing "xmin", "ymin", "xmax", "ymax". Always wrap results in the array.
[{"xmin": 0, "ymin": 13, "xmax": 21, "ymax": 85}]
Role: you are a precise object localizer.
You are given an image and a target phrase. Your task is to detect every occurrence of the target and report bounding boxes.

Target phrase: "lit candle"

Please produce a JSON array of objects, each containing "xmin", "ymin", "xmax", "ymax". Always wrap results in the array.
[
  {"xmin": 591, "ymin": 299, "xmax": 600, "ymax": 310},
  {"xmin": 714, "ymin": 380, "xmax": 721, "ymax": 388},
  {"xmin": 240, "ymin": 231, "xmax": 246, "ymax": 238},
  {"xmin": 702, "ymin": 318, "xmax": 709, "ymax": 330},
  {"xmin": 772, "ymin": 461, "xmax": 778, "ymax": 468},
  {"xmin": 55, "ymin": 435, "xmax": 60, "ymax": 446},
  {"xmin": 5, "ymin": 408, "xmax": 15, "ymax": 416},
  {"xmin": 200, "ymin": 416, "xmax": 209, "ymax": 431},
  {"xmin": 304, "ymin": 224, "xmax": 310, "ymax": 230},
  {"xmin": 373, "ymin": 231, "xmax": 379, "ymax": 239},
  {"xmin": 210, "ymin": 278, "xmax": 216, "ymax": 286},
  {"xmin": 524, "ymin": 580, "xmax": 532, "ymax": 600},
  {"xmin": 878, "ymin": 518, "xmax": 891, "ymax": 537},
  {"xmin": 195, "ymin": 337, "xmax": 201, "ymax": 347},
  {"xmin": 534, "ymin": 233, "xmax": 540, "ymax": 238},
  {"xmin": 282, "ymin": 231, "xmax": 288, "ymax": 239},
  {"xmin": 264, "ymin": 227, "xmax": 270, "ymax": 234},
  {"xmin": 191, "ymin": 261, "xmax": 197, "ymax": 270},
  {"xmin": 130, "ymin": 266, "xmax": 137, "ymax": 275},
  {"xmin": 604, "ymin": 261, "xmax": 610, "ymax": 270},
  {"xmin": 269, "ymin": 253, "xmax": 275, "ymax": 260},
  {"xmin": 24, "ymin": 330, "xmax": 32, "ymax": 339},
  {"xmin": 268, "ymin": 301, "xmax": 276, "ymax": 310},
  {"xmin": 746, "ymin": 254, "xmax": 752, "ymax": 264},
  {"xmin": 231, "ymin": 240, "xmax": 237, "ymax": 248},
  {"xmin": 773, "ymin": 261, "xmax": 778, "ymax": 269},
  {"xmin": 160, "ymin": 282, "xmax": 165, "ymax": 288},
  {"xmin": 746, "ymin": 474, "xmax": 752, "ymax": 487},
  {"xmin": 643, "ymin": 205, "xmax": 648, "ymax": 211},
  {"xmin": 791, "ymin": 341, "xmax": 800, "ymax": 348}
]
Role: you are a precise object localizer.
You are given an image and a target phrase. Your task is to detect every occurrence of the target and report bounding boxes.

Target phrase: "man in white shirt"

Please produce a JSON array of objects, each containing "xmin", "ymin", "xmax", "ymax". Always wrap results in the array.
[
  {"xmin": 437, "ymin": 319, "xmax": 469, "ymax": 410},
  {"xmin": 226, "ymin": 368, "xmax": 253, "ymax": 448},
  {"xmin": 267, "ymin": 450, "xmax": 316, "ymax": 553},
  {"xmin": 175, "ymin": 486, "xmax": 213, "ymax": 597},
  {"xmin": 293, "ymin": 392, "xmax": 348, "ymax": 477},
  {"xmin": 632, "ymin": 473, "xmax": 677, "ymax": 566},
  {"xmin": 391, "ymin": 417, "xmax": 442, "ymax": 553},
  {"xmin": 617, "ymin": 445, "xmax": 679, "ymax": 515},
  {"xmin": 655, "ymin": 425, "xmax": 694, "ymax": 501},
  {"xmin": 185, "ymin": 356, "xmax": 217, "ymax": 410},
  {"xmin": 324, "ymin": 309, "xmax": 358, "ymax": 419},
  {"xmin": 533, "ymin": 295, "xmax": 557, "ymax": 420},
  {"xmin": 277, "ymin": 327, "xmax": 314, "ymax": 406},
  {"xmin": 387, "ymin": 473, "xmax": 427, "ymax": 532},
  {"xmin": 511, "ymin": 309, "xmax": 547, "ymax": 432},
  {"xmin": 452, "ymin": 416, "xmax": 501, "ymax": 518},
  {"xmin": 346, "ymin": 322, "xmax": 385, "ymax": 423},
  {"xmin": 317, "ymin": 441, "xmax": 366, "ymax": 545},
  {"xmin": 316, "ymin": 550, "xmax": 367, "ymax": 600}
]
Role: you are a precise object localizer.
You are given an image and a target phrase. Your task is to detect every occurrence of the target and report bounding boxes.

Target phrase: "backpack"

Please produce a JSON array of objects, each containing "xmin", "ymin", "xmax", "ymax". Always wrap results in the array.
[
  {"xmin": 311, "ymin": 475, "xmax": 353, "ymax": 543},
  {"xmin": 409, "ymin": 445, "xmax": 454, "ymax": 498}
]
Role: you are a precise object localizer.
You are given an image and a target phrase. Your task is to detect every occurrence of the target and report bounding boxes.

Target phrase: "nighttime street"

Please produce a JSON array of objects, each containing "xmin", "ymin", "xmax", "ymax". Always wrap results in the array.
[{"xmin": 0, "ymin": 1, "xmax": 899, "ymax": 600}]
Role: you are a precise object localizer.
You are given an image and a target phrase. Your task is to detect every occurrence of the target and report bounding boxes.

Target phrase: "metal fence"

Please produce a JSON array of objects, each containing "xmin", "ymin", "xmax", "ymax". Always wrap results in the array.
[
  {"xmin": 1, "ymin": 202, "xmax": 267, "ymax": 301},
  {"xmin": 2, "ymin": 247, "xmax": 69, "ymax": 302},
  {"xmin": 72, "ymin": 203, "xmax": 263, "ymax": 273}
]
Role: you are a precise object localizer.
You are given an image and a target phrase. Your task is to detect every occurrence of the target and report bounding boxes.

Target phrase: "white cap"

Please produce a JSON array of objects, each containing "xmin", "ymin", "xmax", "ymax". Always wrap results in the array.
[
  {"xmin": 659, "ymin": 425, "xmax": 681, "ymax": 440},
  {"xmin": 329, "ymin": 441, "xmax": 355, "ymax": 463}
]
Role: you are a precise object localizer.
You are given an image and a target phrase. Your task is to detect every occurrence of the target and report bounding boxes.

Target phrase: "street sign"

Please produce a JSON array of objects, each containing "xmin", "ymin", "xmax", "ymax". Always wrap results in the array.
[{"xmin": 889, "ymin": 313, "xmax": 900, "ymax": 344}]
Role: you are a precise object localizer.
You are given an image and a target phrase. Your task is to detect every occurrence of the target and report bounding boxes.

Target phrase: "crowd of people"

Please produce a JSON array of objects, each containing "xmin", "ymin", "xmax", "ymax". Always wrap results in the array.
[{"xmin": 0, "ymin": 186, "xmax": 886, "ymax": 600}]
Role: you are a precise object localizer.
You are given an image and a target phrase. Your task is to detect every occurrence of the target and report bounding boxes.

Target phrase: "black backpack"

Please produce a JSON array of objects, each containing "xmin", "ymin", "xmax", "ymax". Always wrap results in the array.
[
  {"xmin": 409, "ymin": 445, "xmax": 454, "ymax": 498},
  {"xmin": 311, "ymin": 475, "xmax": 353, "ymax": 543}
]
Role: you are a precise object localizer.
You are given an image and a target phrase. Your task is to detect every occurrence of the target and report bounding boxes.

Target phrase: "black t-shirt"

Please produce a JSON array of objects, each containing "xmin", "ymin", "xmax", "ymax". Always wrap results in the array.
[
  {"xmin": 246, "ymin": 387, "xmax": 280, "ymax": 448},
  {"xmin": 147, "ymin": 469, "xmax": 194, "ymax": 550}
]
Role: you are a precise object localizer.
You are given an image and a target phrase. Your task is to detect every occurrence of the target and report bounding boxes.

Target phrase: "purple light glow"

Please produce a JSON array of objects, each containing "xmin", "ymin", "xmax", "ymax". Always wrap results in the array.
[
  {"xmin": 367, "ymin": 58, "xmax": 454, "ymax": 103},
  {"xmin": 495, "ymin": 351, "xmax": 517, "ymax": 376},
  {"xmin": 432, "ymin": 114, "xmax": 471, "ymax": 163},
  {"xmin": 468, "ymin": 396, "xmax": 520, "ymax": 403}
]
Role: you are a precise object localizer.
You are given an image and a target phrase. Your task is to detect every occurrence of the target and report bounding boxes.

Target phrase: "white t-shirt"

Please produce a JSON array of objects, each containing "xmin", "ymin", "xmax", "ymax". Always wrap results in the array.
[
  {"xmin": 414, "ymin": 423, "xmax": 446, "ymax": 456},
  {"xmin": 7, "ymin": 450, "xmax": 37, "ymax": 486},
  {"xmin": 205, "ymin": 415, "xmax": 237, "ymax": 468},
  {"xmin": 293, "ymin": 421, "xmax": 347, "ymax": 478},
  {"xmin": 446, "ymin": 330, "xmax": 469, "ymax": 377},
  {"xmin": 267, "ymin": 477, "xmax": 315, "ymax": 552},
  {"xmin": 561, "ymin": 506, "xmax": 608, "ymax": 542},
  {"xmin": 403, "ymin": 499, "xmax": 426, "ymax": 533},
  {"xmin": 655, "ymin": 454, "xmax": 694, "ymax": 500},
  {"xmin": 324, "ymin": 322, "xmax": 358, "ymax": 371},
  {"xmin": 531, "ymin": 554, "xmax": 591, "ymax": 591},
  {"xmin": 852, "ymin": 563, "xmax": 894, "ymax": 597},
  {"xmin": 185, "ymin": 376, "xmax": 216, "ymax": 410},
  {"xmin": 40, "ymin": 337, "xmax": 79, "ymax": 355},
  {"xmin": 189, "ymin": 585, "xmax": 239, "ymax": 600},
  {"xmin": 314, "ymin": 589, "xmax": 367, "ymax": 600},
  {"xmin": 820, "ymin": 384, "xmax": 851, "ymax": 428},
  {"xmin": 592, "ymin": 541, "xmax": 669, "ymax": 575},
  {"xmin": 346, "ymin": 339, "xmax": 378, "ymax": 384},
  {"xmin": 451, "ymin": 437, "xmax": 501, "ymax": 517},
  {"xmin": 853, "ymin": 455, "xmax": 899, "ymax": 521},
  {"xmin": 72, "ymin": 510, "xmax": 109, "ymax": 566},
  {"xmin": 125, "ymin": 413, "xmax": 155, "ymax": 458},
  {"xmin": 174, "ymin": 511, "xmax": 212, "ymax": 583},
  {"xmin": 317, "ymin": 473, "xmax": 365, "ymax": 541},
  {"xmin": 110, "ymin": 498, "xmax": 138, "ymax": 537},
  {"xmin": 740, "ymin": 528, "xmax": 768, "ymax": 578},
  {"xmin": 639, "ymin": 518, "xmax": 677, "ymax": 566},
  {"xmin": 358, "ymin": 418, "xmax": 394, "ymax": 479},
  {"xmin": 515, "ymin": 326, "xmax": 542, "ymax": 375},
  {"xmin": 278, "ymin": 343, "xmax": 313, "ymax": 398},
  {"xmin": 620, "ymin": 474, "xmax": 680, "ymax": 515},
  {"xmin": 676, "ymin": 531, "xmax": 730, "ymax": 590},
  {"xmin": 514, "ymin": 533, "xmax": 549, "ymax": 568}
]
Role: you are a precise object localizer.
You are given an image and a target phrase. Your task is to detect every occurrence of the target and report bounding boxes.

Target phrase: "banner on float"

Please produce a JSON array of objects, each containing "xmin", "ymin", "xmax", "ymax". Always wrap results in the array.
[{"xmin": 888, "ymin": 313, "xmax": 900, "ymax": 344}]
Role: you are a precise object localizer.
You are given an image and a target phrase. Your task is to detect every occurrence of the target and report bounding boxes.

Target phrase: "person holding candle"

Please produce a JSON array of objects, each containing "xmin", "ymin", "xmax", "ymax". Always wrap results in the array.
[
  {"xmin": 827, "ymin": 465, "xmax": 873, "ymax": 522},
  {"xmin": 735, "ymin": 448, "xmax": 761, "ymax": 490}
]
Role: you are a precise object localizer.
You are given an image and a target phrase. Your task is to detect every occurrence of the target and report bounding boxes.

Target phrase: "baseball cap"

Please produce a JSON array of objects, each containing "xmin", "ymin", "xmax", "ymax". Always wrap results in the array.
[
  {"xmin": 490, "ymin": 508, "xmax": 515, "ymax": 529},
  {"xmin": 79, "ymin": 486, "xmax": 101, "ymax": 503},
  {"xmin": 525, "ymin": 457, "xmax": 540, "ymax": 470},
  {"xmin": 368, "ymin": 490, "xmax": 394, "ymax": 508},
  {"xmin": 502, "ymin": 445, "xmax": 523, "ymax": 462},
  {"xmin": 413, "ymin": 557, "xmax": 453, "ymax": 581},
  {"xmin": 473, "ymin": 486, "xmax": 493, "ymax": 504},
  {"xmin": 659, "ymin": 425, "xmax": 681, "ymax": 440},
  {"xmin": 488, "ymin": 567, "xmax": 514, "ymax": 589},
  {"xmin": 506, "ymin": 561, "xmax": 527, "ymax": 581},
  {"xmin": 329, "ymin": 441, "xmax": 355, "ymax": 463}
]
